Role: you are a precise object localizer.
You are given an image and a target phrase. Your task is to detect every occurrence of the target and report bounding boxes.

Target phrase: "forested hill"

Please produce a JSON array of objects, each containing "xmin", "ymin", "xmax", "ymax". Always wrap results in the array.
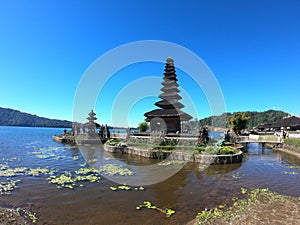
[
  {"xmin": 0, "ymin": 107, "xmax": 72, "ymax": 128},
  {"xmin": 197, "ymin": 110, "xmax": 289, "ymax": 129}
]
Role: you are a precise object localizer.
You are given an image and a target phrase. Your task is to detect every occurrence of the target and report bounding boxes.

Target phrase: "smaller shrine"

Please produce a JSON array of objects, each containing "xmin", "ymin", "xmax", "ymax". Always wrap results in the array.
[{"xmin": 86, "ymin": 110, "xmax": 97, "ymax": 135}]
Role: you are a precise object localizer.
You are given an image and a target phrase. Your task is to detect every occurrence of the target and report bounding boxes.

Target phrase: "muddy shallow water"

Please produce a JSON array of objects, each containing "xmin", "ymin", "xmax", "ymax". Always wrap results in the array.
[{"xmin": 1, "ymin": 127, "xmax": 300, "ymax": 224}]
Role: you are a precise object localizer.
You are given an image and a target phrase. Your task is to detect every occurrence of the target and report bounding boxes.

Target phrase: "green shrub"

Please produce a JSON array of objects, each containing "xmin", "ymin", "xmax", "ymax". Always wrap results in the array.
[
  {"xmin": 105, "ymin": 139, "xmax": 120, "ymax": 146},
  {"xmin": 204, "ymin": 146, "xmax": 219, "ymax": 154},
  {"xmin": 219, "ymin": 146, "xmax": 236, "ymax": 154},
  {"xmin": 138, "ymin": 121, "xmax": 148, "ymax": 132},
  {"xmin": 196, "ymin": 147, "xmax": 206, "ymax": 152},
  {"xmin": 153, "ymin": 146, "xmax": 176, "ymax": 150}
]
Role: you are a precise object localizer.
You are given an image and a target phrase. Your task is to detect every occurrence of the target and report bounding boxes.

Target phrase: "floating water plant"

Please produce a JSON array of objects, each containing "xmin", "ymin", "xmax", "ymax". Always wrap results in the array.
[
  {"xmin": 232, "ymin": 172, "xmax": 245, "ymax": 179},
  {"xmin": 75, "ymin": 167, "xmax": 99, "ymax": 175},
  {"xmin": 0, "ymin": 167, "xmax": 27, "ymax": 177},
  {"xmin": 118, "ymin": 185, "xmax": 131, "ymax": 190},
  {"xmin": 0, "ymin": 179, "xmax": 20, "ymax": 195},
  {"xmin": 241, "ymin": 187, "xmax": 247, "ymax": 194},
  {"xmin": 196, "ymin": 207, "xmax": 223, "ymax": 223},
  {"xmin": 136, "ymin": 201, "xmax": 175, "ymax": 218},
  {"xmin": 109, "ymin": 185, "xmax": 145, "ymax": 191},
  {"xmin": 27, "ymin": 168, "xmax": 56, "ymax": 177},
  {"xmin": 75, "ymin": 174, "xmax": 101, "ymax": 183},
  {"xmin": 99, "ymin": 164, "xmax": 134, "ymax": 176},
  {"xmin": 281, "ymin": 171, "xmax": 298, "ymax": 175},
  {"xmin": 48, "ymin": 169, "xmax": 101, "ymax": 189},
  {"xmin": 80, "ymin": 162, "xmax": 87, "ymax": 167},
  {"xmin": 158, "ymin": 160, "xmax": 184, "ymax": 166},
  {"xmin": 48, "ymin": 172, "xmax": 75, "ymax": 189},
  {"xmin": 110, "ymin": 186, "xmax": 117, "ymax": 191},
  {"xmin": 134, "ymin": 186, "xmax": 145, "ymax": 191}
]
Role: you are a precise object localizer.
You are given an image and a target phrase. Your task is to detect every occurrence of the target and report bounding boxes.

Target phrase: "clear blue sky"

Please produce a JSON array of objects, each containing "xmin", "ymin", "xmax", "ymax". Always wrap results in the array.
[{"xmin": 0, "ymin": 0, "xmax": 299, "ymax": 127}]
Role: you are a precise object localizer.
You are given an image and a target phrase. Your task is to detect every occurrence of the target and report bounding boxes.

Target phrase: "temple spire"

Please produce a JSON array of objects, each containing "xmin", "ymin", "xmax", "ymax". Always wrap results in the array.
[{"xmin": 144, "ymin": 57, "xmax": 192, "ymax": 133}]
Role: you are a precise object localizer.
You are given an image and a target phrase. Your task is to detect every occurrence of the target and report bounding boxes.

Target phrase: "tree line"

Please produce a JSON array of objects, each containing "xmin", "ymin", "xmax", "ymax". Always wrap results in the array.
[{"xmin": 191, "ymin": 110, "xmax": 289, "ymax": 130}]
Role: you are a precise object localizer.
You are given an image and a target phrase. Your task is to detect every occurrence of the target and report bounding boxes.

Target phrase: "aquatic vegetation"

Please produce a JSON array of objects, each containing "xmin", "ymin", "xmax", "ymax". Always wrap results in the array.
[
  {"xmin": 134, "ymin": 186, "xmax": 145, "ymax": 191},
  {"xmin": 88, "ymin": 158, "xmax": 98, "ymax": 163},
  {"xmin": 0, "ymin": 167, "xmax": 27, "ymax": 177},
  {"xmin": 281, "ymin": 171, "xmax": 298, "ymax": 175},
  {"xmin": 0, "ymin": 163, "xmax": 9, "ymax": 170},
  {"xmin": 98, "ymin": 164, "xmax": 134, "ymax": 176},
  {"xmin": 48, "ymin": 168, "xmax": 101, "ymax": 189},
  {"xmin": 109, "ymin": 185, "xmax": 145, "ymax": 191},
  {"xmin": 80, "ymin": 162, "xmax": 87, "ymax": 167},
  {"xmin": 195, "ymin": 187, "xmax": 294, "ymax": 224},
  {"xmin": 232, "ymin": 172, "xmax": 245, "ymax": 179},
  {"xmin": 29, "ymin": 145, "xmax": 66, "ymax": 160},
  {"xmin": 75, "ymin": 174, "xmax": 101, "ymax": 183},
  {"xmin": 75, "ymin": 167, "xmax": 98, "ymax": 175},
  {"xmin": 158, "ymin": 160, "xmax": 184, "ymax": 166},
  {"xmin": 117, "ymin": 185, "xmax": 131, "ymax": 190},
  {"xmin": 48, "ymin": 172, "xmax": 75, "ymax": 189},
  {"xmin": 0, "ymin": 179, "xmax": 20, "ymax": 195},
  {"xmin": 136, "ymin": 201, "xmax": 175, "ymax": 218},
  {"xmin": 54, "ymin": 156, "xmax": 66, "ymax": 160},
  {"xmin": 196, "ymin": 207, "xmax": 223, "ymax": 224},
  {"xmin": 27, "ymin": 168, "xmax": 56, "ymax": 177},
  {"xmin": 241, "ymin": 187, "xmax": 247, "ymax": 194}
]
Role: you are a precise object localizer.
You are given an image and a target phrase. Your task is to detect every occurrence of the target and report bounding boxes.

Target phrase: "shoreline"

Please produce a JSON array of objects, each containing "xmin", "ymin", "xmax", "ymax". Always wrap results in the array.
[
  {"xmin": 268, "ymin": 143, "xmax": 300, "ymax": 158},
  {"xmin": 186, "ymin": 188, "xmax": 300, "ymax": 225},
  {"xmin": 0, "ymin": 207, "xmax": 29, "ymax": 224}
]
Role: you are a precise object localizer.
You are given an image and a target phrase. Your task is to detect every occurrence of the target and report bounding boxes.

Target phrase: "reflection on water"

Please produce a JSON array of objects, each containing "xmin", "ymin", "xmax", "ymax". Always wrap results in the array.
[{"xmin": 0, "ymin": 127, "xmax": 300, "ymax": 224}]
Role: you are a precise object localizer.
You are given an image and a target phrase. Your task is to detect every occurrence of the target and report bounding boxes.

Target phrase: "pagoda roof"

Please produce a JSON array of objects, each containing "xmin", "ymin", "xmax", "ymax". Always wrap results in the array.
[
  {"xmin": 144, "ymin": 109, "xmax": 192, "ymax": 121},
  {"xmin": 158, "ymin": 93, "xmax": 182, "ymax": 100},
  {"xmin": 161, "ymin": 82, "xmax": 178, "ymax": 88},
  {"xmin": 163, "ymin": 77, "xmax": 178, "ymax": 82},
  {"xmin": 155, "ymin": 100, "xmax": 184, "ymax": 109},
  {"xmin": 161, "ymin": 86, "xmax": 179, "ymax": 92},
  {"xmin": 272, "ymin": 116, "xmax": 300, "ymax": 128}
]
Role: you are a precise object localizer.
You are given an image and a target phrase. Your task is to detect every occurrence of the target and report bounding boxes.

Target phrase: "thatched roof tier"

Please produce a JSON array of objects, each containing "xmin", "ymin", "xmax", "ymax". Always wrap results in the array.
[
  {"xmin": 257, "ymin": 116, "xmax": 300, "ymax": 131},
  {"xmin": 155, "ymin": 100, "xmax": 184, "ymax": 109},
  {"xmin": 162, "ymin": 78, "xmax": 179, "ymax": 84},
  {"xmin": 161, "ymin": 86, "xmax": 179, "ymax": 92},
  {"xmin": 144, "ymin": 109, "xmax": 192, "ymax": 121},
  {"xmin": 272, "ymin": 116, "xmax": 300, "ymax": 129},
  {"xmin": 158, "ymin": 93, "xmax": 182, "ymax": 100}
]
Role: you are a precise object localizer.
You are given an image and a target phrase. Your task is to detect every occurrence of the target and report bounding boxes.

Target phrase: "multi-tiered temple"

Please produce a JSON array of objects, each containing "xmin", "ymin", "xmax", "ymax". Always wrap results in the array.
[
  {"xmin": 86, "ymin": 110, "xmax": 97, "ymax": 135},
  {"xmin": 144, "ymin": 57, "xmax": 192, "ymax": 133}
]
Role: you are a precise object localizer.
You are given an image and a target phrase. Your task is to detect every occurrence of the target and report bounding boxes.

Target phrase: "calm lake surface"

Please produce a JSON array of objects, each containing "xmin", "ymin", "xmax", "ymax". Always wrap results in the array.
[{"xmin": 1, "ymin": 126, "xmax": 300, "ymax": 225}]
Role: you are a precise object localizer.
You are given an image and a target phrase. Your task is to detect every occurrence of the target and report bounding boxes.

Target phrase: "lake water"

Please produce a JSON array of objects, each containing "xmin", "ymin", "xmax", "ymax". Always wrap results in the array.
[{"xmin": 1, "ymin": 126, "xmax": 300, "ymax": 224}]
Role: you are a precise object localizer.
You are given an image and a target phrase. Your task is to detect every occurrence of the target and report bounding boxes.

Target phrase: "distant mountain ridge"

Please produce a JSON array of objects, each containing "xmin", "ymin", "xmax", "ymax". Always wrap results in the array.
[
  {"xmin": 0, "ymin": 107, "xmax": 72, "ymax": 128},
  {"xmin": 196, "ymin": 110, "xmax": 290, "ymax": 129}
]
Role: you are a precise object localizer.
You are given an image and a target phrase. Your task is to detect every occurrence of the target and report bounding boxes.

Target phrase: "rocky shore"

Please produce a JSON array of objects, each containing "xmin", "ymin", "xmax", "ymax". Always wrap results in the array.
[{"xmin": 0, "ymin": 207, "xmax": 28, "ymax": 224}]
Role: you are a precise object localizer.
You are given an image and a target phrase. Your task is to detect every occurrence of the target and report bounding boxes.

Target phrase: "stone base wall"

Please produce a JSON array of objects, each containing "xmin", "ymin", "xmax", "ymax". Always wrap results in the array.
[
  {"xmin": 104, "ymin": 145, "xmax": 243, "ymax": 164},
  {"xmin": 283, "ymin": 144, "xmax": 300, "ymax": 154}
]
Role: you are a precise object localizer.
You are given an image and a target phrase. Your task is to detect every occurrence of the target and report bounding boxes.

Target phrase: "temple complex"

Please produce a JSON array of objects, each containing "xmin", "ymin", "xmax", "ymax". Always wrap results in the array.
[{"xmin": 144, "ymin": 57, "xmax": 192, "ymax": 133}]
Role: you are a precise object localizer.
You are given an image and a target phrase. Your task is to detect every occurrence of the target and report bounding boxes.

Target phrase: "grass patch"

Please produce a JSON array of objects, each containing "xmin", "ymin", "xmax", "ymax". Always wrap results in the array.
[
  {"xmin": 196, "ymin": 188, "xmax": 300, "ymax": 225},
  {"xmin": 285, "ymin": 138, "xmax": 300, "ymax": 147}
]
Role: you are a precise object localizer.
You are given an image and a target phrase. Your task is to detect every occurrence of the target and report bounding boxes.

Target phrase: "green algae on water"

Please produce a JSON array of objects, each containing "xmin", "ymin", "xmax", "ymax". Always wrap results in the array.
[{"xmin": 99, "ymin": 164, "xmax": 134, "ymax": 176}]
